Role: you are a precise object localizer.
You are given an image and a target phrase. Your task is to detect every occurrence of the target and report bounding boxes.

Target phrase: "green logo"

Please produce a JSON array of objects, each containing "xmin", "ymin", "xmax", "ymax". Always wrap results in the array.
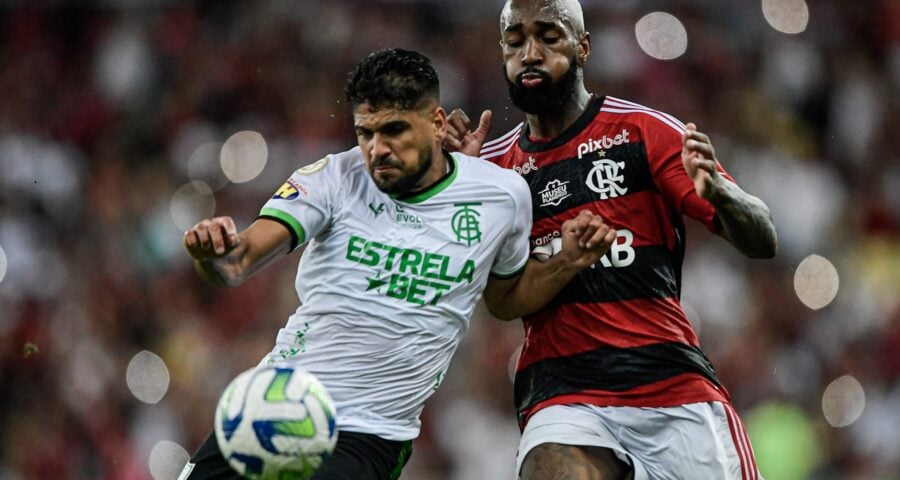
[
  {"xmin": 346, "ymin": 235, "xmax": 476, "ymax": 306},
  {"xmin": 452, "ymin": 202, "xmax": 482, "ymax": 246},
  {"xmin": 369, "ymin": 202, "xmax": 385, "ymax": 217}
]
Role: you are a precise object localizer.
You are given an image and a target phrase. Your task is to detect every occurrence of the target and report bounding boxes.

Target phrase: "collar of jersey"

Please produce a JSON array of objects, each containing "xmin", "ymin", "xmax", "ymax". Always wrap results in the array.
[
  {"xmin": 518, "ymin": 95, "xmax": 605, "ymax": 153},
  {"xmin": 390, "ymin": 152, "xmax": 458, "ymax": 204}
]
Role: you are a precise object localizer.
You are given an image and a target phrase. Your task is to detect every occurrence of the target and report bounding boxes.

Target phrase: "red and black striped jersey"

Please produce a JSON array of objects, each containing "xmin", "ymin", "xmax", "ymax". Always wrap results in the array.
[{"xmin": 482, "ymin": 95, "xmax": 734, "ymax": 427}]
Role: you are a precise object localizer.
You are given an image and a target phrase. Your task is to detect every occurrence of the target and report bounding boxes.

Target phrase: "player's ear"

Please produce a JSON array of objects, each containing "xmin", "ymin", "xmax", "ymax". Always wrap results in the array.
[
  {"xmin": 577, "ymin": 32, "xmax": 591, "ymax": 66},
  {"xmin": 432, "ymin": 106, "xmax": 448, "ymax": 141}
]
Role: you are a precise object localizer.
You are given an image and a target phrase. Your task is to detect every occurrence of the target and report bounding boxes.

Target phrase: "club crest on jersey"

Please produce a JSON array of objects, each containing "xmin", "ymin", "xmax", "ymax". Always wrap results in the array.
[
  {"xmin": 451, "ymin": 202, "xmax": 482, "ymax": 246},
  {"xmin": 538, "ymin": 179, "xmax": 571, "ymax": 207},
  {"xmin": 576, "ymin": 128, "xmax": 630, "ymax": 159},
  {"xmin": 586, "ymin": 155, "xmax": 628, "ymax": 200}
]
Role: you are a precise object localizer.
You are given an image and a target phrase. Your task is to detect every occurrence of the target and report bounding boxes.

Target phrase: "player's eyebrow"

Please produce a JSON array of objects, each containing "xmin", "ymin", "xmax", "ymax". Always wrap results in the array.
[
  {"xmin": 504, "ymin": 20, "xmax": 561, "ymax": 34},
  {"xmin": 355, "ymin": 120, "xmax": 410, "ymax": 135}
]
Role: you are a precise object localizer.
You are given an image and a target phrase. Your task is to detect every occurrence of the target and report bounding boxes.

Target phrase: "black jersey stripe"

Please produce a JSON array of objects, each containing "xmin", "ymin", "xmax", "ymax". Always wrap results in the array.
[
  {"xmin": 524, "ymin": 143, "xmax": 657, "ymax": 223},
  {"xmin": 513, "ymin": 342, "xmax": 722, "ymax": 413},
  {"xmin": 551, "ymin": 245, "xmax": 680, "ymax": 304}
]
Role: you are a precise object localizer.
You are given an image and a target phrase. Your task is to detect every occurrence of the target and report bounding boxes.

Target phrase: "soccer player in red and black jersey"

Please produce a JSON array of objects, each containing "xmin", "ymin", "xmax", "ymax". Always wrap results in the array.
[{"xmin": 445, "ymin": 1, "xmax": 778, "ymax": 479}]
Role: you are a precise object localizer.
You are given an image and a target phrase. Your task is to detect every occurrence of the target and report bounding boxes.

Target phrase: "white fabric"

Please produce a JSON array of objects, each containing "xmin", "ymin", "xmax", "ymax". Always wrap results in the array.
[
  {"xmin": 517, "ymin": 402, "xmax": 760, "ymax": 480},
  {"xmin": 258, "ymin": 147, "xmax": 532, "ymax": 441}
]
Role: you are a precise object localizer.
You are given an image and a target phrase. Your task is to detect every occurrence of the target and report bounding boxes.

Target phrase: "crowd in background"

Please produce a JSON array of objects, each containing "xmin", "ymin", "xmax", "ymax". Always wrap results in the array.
[{"xmin": 1, "ymin": 1, "xmax": 899, "ymax": 479}]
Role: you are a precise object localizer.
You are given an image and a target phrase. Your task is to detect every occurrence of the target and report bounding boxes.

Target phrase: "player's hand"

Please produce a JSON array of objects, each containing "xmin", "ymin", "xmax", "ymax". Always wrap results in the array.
[
  {"xmin": 443, "ymin": 108, "xmax": 492, "ymax": 157},
  {"xmin": 184, "ymin": 217, "xmax": 241, "ymax": 260},
  {"xmin": 682, "ymin": 122, "xmax": 723, "ymax": 201},
  {"xmin": 558, "ymin": 210, "xmax": 616, "ymax": 269}
]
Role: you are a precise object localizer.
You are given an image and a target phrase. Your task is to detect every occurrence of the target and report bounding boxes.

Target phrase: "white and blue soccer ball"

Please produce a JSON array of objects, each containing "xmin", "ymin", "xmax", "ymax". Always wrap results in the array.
[{"xmin": 214, "ymin": 365, "xmax": 338, "ymax": 479}]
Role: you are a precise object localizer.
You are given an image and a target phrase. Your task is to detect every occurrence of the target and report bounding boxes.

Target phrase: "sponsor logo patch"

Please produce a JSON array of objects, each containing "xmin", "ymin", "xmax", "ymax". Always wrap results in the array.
[
  {"xmin": 538, "ymin": 179, "xmax": 571, "ymax": 207},
  {"xmin": 576, "ymin": 129, "xmax": 631, "ymax": 158},
  {"xmin": 297, "ymin": 157, "xmax": 328, "ymax": 175}
]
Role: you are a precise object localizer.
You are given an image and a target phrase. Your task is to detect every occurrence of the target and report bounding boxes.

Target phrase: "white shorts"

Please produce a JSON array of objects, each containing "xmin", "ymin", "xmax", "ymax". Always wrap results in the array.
[{"xmin": 517, "ymin": 402, "xmax": 762, "ymax": 480}]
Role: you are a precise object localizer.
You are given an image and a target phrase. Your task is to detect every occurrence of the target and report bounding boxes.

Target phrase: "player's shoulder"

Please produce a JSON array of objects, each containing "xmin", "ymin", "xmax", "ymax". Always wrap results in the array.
[
  {"xmin": 452, "ymin": 151, "xmax": 530, "ymax": 201},
  {"xmin": 479, "ymin": 122, "xmax": 524, "ymax": 162},
  {"xmin": 454, "ymin": 151, "xmax": 522, "ymax": 183},
  {"xmin": 599, "ymin": 96, "xmax": 686, "ymax": 137},
  {"xmin": 290, "ymin": 146, "xmax": 366, "ymax": 181}
]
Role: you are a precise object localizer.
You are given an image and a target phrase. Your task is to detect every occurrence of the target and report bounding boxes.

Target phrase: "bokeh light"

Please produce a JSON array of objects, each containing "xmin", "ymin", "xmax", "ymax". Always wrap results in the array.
[
  {"xmin": 221, "ymin": 130, "xmax": 268, "ymax": 183},
  {"xmin": 745, "ymin": 401, "xmax": 820, "ymax": 480},
  {"xmin": 762, "ymin": 0, "xmax": 809, "ymax": 34},
  {"xmin": 126, "ymin": 350, "xmax": 171, "ymax": 404},
  {"xmin": 794, "ymin": 254, "xmax": 839, "ymax": 310},
  {"xmin": 0, "ymin": 245, "xmax": 6, "ymax": 285},
  {"xmin": 634, "ymin": 12, "xmax": 687, "ymax": 60},
  {"xmin": 148, "ymin": 440, "xmax": 190, "ymax": 480},
  {"xmin": 188, "ymin": 142, "xmax": 229, "ymax": 191},
  {"xmin": 822, "ymin": 375, "xmax": 866, "ymax": 428},
  {"xmin": 170, "ymin": 181, "xmax": 216, "ymax": 232}
]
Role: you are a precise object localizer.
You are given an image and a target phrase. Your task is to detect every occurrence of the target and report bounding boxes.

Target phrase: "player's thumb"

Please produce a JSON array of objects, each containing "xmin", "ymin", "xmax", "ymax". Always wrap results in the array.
[{"xmin": 474, "ymin": 110, "xmax": 493, "ymax": 142}]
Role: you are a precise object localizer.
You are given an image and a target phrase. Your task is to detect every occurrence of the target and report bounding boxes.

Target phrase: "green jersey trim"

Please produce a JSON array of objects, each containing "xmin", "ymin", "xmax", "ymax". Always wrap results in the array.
[
  {"xmin": 391, "ymin": 154, "xmax": 458, "ymax": 204},
  {"xmin": 489, "ymin": 261, "xmax": 527, "ymax": 279},
  {"xmin": 259, "ymin": 207, "xmax": 307, "ymax": 249}
]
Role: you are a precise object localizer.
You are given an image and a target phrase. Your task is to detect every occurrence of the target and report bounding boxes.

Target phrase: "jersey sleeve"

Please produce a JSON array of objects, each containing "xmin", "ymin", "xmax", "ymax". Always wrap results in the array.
[
  {"xmin": 643, "ymin": 119, "xmax": 735, "ymax": 233},
  {"xmin": 258, "ymin": 156, "xmax": 340, "ymax": 251},
  {"xmin": 490, "ymin": 174, "xmax": 533, "ymax": 278}
]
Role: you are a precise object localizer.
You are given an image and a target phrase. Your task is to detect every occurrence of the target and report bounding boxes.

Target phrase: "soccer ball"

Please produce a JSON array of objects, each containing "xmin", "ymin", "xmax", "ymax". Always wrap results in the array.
[{"xmin": 214, "ymin": 365, "xmax": 338, "ymax": 479}]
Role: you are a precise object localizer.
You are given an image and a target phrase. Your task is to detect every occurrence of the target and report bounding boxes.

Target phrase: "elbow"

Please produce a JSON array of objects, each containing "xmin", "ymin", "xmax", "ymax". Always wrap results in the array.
[
  {"xmin": 747, "ymin": 228, "xmax": 778, "ymax": 259},
  {"xmin": 484, "ymin": 300, "xmax": 520, "ymax": 321}
]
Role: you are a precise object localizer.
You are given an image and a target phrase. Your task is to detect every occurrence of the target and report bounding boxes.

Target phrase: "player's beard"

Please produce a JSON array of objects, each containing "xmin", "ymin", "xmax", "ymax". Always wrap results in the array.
[
  {"xmin": 370, "ymin": 145, "xmax": 434, "ymax": 195},
  {"xmin": 505, "ymin": 56, "xmax": 580, "ymax": 115}
]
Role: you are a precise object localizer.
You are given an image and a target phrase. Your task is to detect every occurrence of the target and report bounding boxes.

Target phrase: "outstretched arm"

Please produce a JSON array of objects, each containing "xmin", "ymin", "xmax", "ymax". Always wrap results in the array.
[
  {"xmin": 483, "ymin": 211, "xmax": 616, "ymax": 320},
  {"xmin": 683, "ymin": 123, "xmax": 777, "ymax": 258},
  {"xmin": 184, "ymin": 217, "xmax": 292, "ymax": 287}
]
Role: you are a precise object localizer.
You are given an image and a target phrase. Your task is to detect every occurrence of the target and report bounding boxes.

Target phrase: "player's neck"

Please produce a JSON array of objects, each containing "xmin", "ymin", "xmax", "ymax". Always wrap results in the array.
[
  {"xmin": 525, "ymin": 88, "xmax": 592, "ymax": 141},
  {"xmin": 406, "ymin": 149, "xmax": 453, "ymax": 195}
]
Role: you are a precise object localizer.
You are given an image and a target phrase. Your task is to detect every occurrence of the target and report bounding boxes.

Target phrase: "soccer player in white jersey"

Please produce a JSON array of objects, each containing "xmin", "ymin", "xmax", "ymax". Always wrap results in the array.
[{"xmin": 179, "ymin": 48, "xmax": 617, "ymax": 480}]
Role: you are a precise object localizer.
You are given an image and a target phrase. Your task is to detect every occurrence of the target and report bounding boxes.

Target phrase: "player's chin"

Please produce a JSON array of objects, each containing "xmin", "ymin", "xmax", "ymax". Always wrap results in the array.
[{"xmin": 373, "ymin": 175, "xmax": 402, "ymax": 194}]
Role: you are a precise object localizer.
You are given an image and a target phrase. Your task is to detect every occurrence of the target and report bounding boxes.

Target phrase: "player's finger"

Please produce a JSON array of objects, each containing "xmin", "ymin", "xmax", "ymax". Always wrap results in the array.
[
  {"xmin": 472, "ymin": 110, "xmax": 493, "ymax": 143},
  {"xmin": 690, "ymin": 156, "xmax": 717, "ymax": 174},
  {"xmin": 209, "ymin": 224, "xmax": 227, "ymax": 254},
  {"xmin": 684, "ymin": 127, "xmax": 710, "ymax": 144},
  {"xmin": 685, "ymin": 139, "xmax": 714, "ymax": 158},
  {"xmin": 582, "ymin": 221, "xmax": 609, "ymax": 250},
  {"xmin": 444, "ymin": 126, "xmax": 463, "ymax": 150},
  {"xmin": 602, "ymin": 227, "xmax": 617, "ymax": 246},
  {"xmin": 221, "ymin": 217, "xmax": 240, "ymax": 248},
  {"xmin": 447, "ymin": 108, "xmax": 471, "ymax": 134},
  {"xmin": 571, "ymin": 211, "xmax": 599, "ymax": 247},
  {"xmin": 192, "ymin": 221, "xmax": 212, "ymax": 252}
]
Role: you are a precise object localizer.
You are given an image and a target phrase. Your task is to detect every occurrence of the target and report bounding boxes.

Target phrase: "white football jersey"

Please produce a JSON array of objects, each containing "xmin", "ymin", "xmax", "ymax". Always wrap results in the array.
[{"xmin": 257, "ymin": 147, "xmax": 531, "ymax": 441}]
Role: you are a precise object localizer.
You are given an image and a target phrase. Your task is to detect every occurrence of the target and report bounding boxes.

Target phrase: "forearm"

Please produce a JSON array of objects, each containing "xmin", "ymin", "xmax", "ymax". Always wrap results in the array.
[
  {"xmin": 710, "ymin": 180, "xmax": 778, "ymax": 258},
  {"xmin": 192, "ymin": 252, "xmax": 246, "ymax": 287},
  {"xmin": 485, "ymin": 258, "xmax": 581, "ymax": 320}
]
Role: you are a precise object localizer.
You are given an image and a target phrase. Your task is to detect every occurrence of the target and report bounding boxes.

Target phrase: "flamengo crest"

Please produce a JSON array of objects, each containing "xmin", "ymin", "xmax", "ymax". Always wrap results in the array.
[{"xmin": 586, "ymin": 154, "xmax": 627, "ymax": 199}]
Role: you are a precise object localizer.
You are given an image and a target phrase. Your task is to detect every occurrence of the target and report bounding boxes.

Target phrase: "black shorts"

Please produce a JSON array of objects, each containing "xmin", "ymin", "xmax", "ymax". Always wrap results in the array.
[{"xmin": 180, "ymin": 430, "xmax": 412, "ymax": 480}]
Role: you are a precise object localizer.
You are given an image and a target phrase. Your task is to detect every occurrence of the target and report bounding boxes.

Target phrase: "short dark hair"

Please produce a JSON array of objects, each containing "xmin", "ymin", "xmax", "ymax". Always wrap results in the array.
[{"xmin": 345, "ymin": 48, "xmax": 440, "ymax": 111}]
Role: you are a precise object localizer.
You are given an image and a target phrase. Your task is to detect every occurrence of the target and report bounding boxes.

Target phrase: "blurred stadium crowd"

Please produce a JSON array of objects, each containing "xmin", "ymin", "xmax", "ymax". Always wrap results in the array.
[{"xmin": 1, "ymin": 1, "xmax": 899, "ymax": 479}]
